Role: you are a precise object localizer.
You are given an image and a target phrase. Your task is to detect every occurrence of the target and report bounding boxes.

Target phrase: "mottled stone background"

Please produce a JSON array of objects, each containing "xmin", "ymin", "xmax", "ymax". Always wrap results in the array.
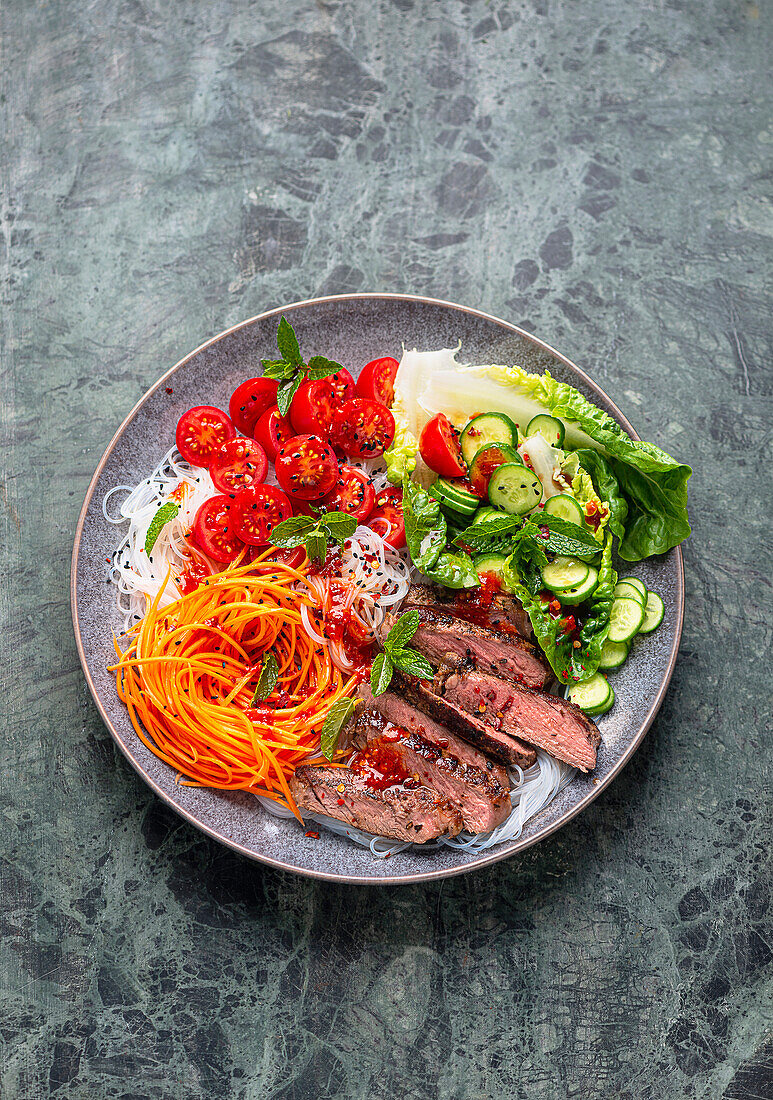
[{"xmin": 1, "ymin": 1, "xmax": 771, "ymax": 1097}]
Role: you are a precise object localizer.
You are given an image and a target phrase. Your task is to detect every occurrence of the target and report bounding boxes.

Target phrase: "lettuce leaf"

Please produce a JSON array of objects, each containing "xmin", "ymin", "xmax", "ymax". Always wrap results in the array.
[
  {"xmin": 572, "ymin": 449, "xmax": 627, "ymax": 543},
  {"xmin": 402, "ymin": 477, "xmax": 478, "ymax": 589},
  {"xmin": 384, "ymin": 422, "xmax": 418, "ymax": 485}
]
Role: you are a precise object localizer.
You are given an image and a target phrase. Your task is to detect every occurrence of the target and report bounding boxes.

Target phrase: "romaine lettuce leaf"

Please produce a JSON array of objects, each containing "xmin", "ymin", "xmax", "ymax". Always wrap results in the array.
[{"xmin": 402, "ymin": 477, "xmax": 478, "ymax": 588}]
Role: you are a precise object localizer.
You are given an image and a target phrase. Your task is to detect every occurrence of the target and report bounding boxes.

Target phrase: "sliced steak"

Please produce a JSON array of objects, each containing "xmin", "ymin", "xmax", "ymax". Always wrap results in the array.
[
  {"xmin": 290, "ymin": 765, "xmax": 463, "ymax": 842},
  {"xmin": 350, "ymin": 708, "xmax": 511, "ymax": 834},
  {"xmin": 395, "ymin": 673, "xmax": 538, "ymax": 769},
  {"xmin": 385, "ymin": 609, "xmax": 551, "ymax": 690},
  {"xmin": 402, "ymin": 582, "xmax": 533, "ymax": 640},
  {"xmin": 440, "ymin": 666, "xmax": 601, "ymax": 772}
]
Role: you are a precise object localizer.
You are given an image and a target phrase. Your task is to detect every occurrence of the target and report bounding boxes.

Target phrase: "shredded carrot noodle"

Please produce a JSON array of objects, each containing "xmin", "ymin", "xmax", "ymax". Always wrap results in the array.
[{"xmin": 110, "ymin": 550, "xmax": 358, "ymax": 818}]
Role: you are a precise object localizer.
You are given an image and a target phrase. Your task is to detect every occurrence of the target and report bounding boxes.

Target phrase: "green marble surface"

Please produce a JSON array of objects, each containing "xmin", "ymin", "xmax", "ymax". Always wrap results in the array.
[{"xmin": 1, "ymin": 1, "xmax": 771, "ymax": 1096}]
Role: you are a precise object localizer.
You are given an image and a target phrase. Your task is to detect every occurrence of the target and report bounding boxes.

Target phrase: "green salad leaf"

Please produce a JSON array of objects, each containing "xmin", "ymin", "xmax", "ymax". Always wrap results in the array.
[{"xmin": 402, "ymin": 478, "xmax": 478, "ymax": 589}]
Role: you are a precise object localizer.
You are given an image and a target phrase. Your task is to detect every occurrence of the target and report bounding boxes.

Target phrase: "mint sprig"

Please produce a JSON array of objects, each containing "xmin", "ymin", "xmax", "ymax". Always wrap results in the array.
[
  {"xmin": 270, "ymin": 510, "xmax": 357, "ymax": 564},
  {"xmin": 261, "ymin": 316, "xmax": 344, "ymax": 416},
  {"xmin": 144, "ymin": 502, "xmax": 180, "ymax": 556},
  {"xmin": 320, "ymin": 697, "xmax": 357, "ymax": 760},
  {"xmin": 370, "ymin": 609, "xmax": 434, "ymax": 697},
  {"xmin": 251, "ymin": 653, "xmax": 279, "ymax": 704}
]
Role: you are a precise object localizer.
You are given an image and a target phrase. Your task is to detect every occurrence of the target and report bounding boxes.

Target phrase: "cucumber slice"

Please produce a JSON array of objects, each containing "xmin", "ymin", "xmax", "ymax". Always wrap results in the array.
[
  {"xmin": 429, "ymin": 478, "xmax": 480, "ymax": 517},
  {"xmin": 639, "ymin": 591, "xmax": 664, "ymax": 634},
  {"xmin": 473, "ymin": 552, "xmax": 508, "ymax": 586},
  {"xmin": 557, "ymin": 566, "xmax": 598, "ymax": 605},
  {"xmin": 608, "ymin": 597, "xmax": 645, "ymax": 643},
  {"xmin": 542, "ymin": 493, "xmax": 585, "ymax": 526},
  {"xmin": 468, "ymin": 442, "xmax": 522, "ymax": 495},
  {"xmin": 598, "ymin": 638, "xmax": 630, "ymax": 670},
  {"xmin": 488, "ymin": 463, "xmax": 542, "ymax": 515},
  {"xmin": 622, "ymin": 576, "xmax": 647, "ymax": 601},
  {"xmin": 502, "ymin": 554, "xmax": 520, "ymax": 594},
  {"xmin": 568, "ymin": 673, "xmax": 612, "ymax": 715},
  {"xmin": 526, "ymin": 414, "xmax": 566, "ymax": 448},
  {"xmin": 541, "ymin": 556, "xmax": 589, "ymax": 591},
  {"xmin": 614, "ymin": 580, "xmax": 646, "ymax": 606},
  {"xmin": 460, "ymin": 413, "xmax": 518, "ymax": 466},
  {"xmin": 470, "ymin": 505, "xmax": 500, "ymax": 525}
]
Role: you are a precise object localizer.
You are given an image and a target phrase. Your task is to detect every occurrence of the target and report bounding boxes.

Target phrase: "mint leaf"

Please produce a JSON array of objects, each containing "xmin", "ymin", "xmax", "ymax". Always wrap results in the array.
[
  {"xmin": 390, "ymin": 648, "xmax": 434, "ymax": 680},
  {"xmin": 144, "ymin": 502, "xmax": 180, "ymax": 556},
  {"xmin": 370, "ymin": 652, "xmax": 394, "ymax": 696},
  {"xmin": 306, "ymin": 531, "xmax": 327, "ymax": 564},
  {"xmin": 261, "ymin": 358, "xmax": 293, "ymax": 379},
  {"xmin": 269, "ymin": 516, "xmax": 316, "ymax": 547},
  {"xmin": 306, "ymin": 355, "xmax": 345, "ymax": 379},
  {"xmin": 252, "ymin": 653, "xmax": 279, "ymax": 704},
  {"xmin": 536, "ymin": 513, "xmax": 600, "ymax": 559},
  {"xmin": 320, "ymin": 512, "xmax": 357, "ymax": 543},
  {"xmin": 276, "ymin": 373, "xmax": 304, "ymax": 418},
  {"xmin": 383, "ymin": 609, "xmax": 420, "ymax": 656},
  {"xmin": 276, "ymin": 316, "xmax": 302, "ymax": 366},
  {"xmin": 320, "ymin": 697, "xmax": 357, "ymax": 760}
]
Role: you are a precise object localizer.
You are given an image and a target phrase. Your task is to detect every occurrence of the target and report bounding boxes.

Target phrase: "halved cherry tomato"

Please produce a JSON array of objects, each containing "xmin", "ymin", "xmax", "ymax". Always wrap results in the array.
[
  {"xmin": 209, "ymin": 437, "xmax": 268, "ymax": 494},
  {"xmin": 330, "ymin": 398, "xmax": 395, "ymax": 459},
  {"xmin": 253, "ymin": 405, "xmax": 295, "ymax": 462},
  {"xmin": 322, "ymin": 465, "xmax": 376, "ymax": 522},
  {"xmin": 275, "ymin": 434, "xmax": 339, "ymax": 501},
  {"xmin": 228, "ymin": 378, "xmax": 279, "ymax": 433},
  {"xmin": 355, "ymin": 356, "xmax": 399, "ymax": 405},
  {"xmin": 176, "ymin": 406, "xmax": 236, "ymax": 466},
  {"xmin": 231, "ymin": 484, "xmax": 292, "ymax": 546},
  {"xmin": 369, "ymin": 486, "xmax": 406, "ymax": 549},
  {"xmin": 419, "ymin": 413, "xmax": 466, "ymax": 477},
  {"xmin": 289, "ymin": 369, "xmax": 356, "ymax": 435},
  {"xmin": 192, "ymin": 494, "xmax": 243, "ymax": 563}
]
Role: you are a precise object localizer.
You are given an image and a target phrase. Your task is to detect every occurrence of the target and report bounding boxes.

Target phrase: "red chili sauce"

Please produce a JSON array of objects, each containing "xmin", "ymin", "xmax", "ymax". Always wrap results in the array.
[{"xmin": 349, "ymin": 730, "xmax": 417, "ymax": 791}]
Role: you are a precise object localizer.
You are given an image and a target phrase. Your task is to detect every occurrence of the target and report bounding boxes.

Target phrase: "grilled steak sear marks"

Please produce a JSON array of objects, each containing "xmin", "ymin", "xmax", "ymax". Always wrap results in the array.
[
  {"xmin": 440, "ymin": 666, "xmax": 601, "ymax": 772},
  {"xmin": 378, "ymin": 608, "xmax": 551, "ymax": 690},
  {"xmin": 350, "ymin": 707, "xmax": 511, "ymax": 834},
  {"xmin": 395, "ymin": 672, "xmax": 538, "ymax": 769},
  {"xmin": 290, "ymin": 765, "xmax": 463, "ymax": 842},
  {"xmin": 402, "ymin": 582, "xmax": 534, "ymax": 640}
]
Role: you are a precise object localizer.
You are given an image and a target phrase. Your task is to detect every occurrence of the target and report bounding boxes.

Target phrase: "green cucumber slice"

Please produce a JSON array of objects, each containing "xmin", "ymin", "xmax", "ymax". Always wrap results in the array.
[
  {"xmin": 557, "ymin": 566, "xmax": 598, "ymax": 605},
  {"xmin": 622, "ymin": 576, "xmax": 647, "ymax": 601},
  {"xmin": 468, "ymin": 442, "xmax": 522, "ymax": 495},
  {"xmin": 614, "ymin": 580, "xmax": 646, "ymax": 606},
  {"xmin": 639, "ymin": 591, "xmax": 664, "ymax": 634},
  {"xmin": 473, "ymin": 552, "xmax": 508, "ymax": 586},
  {"xmin": 487, "ymin": 463, "xmax": 542, "ymax": 515},
  {"xmin": 541, "ymin": 556, "xmax": 589, "ymax": 591},
  {"xmin": 460, "ymin": 413, "xmax": 518, "ymax": 466},
  {"xmin": 607, "ymin": 597, "xmax": 646, "ymax": 643},
  {"xmin": 598, "ymin": 638, "xmax": 630, "ymax": 670},
  {"xmin": 525, "ymin": 414, "xmax": 566, "ymax": 448},
  {"xmin": 502, "ymin": 554, "xmax": 520, "ymax": 594},
  {"xmin": 542, "ymin": 493, "xmax": 585, "ymax": 526},
  {"xmin": 429, "ymin": 478, "xmax": 480, "ymax": 517},
  {"xmin": 568, "ymin": 673, "xmax": 613, "ymax": 715},
  {"xmin": 470, "ymin": 505, "xmax": 500, "ymax": 525}
]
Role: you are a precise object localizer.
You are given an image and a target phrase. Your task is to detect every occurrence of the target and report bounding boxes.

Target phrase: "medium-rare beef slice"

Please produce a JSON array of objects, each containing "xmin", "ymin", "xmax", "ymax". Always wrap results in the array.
[
  {"xmin": 290, "ymin": 765, "xmax": 463, "ymax": 842},
  {"xmin": 394, "ymin": 673, "xmax": 538, "ymax": 769},
  {"xmin": 350, "ymin": 708, "xmax": 511, "ymax": 833},
  {"xmin": 402, "ymin": 582, "xmax": 534, "ymax": 640},
  {"xmin": 440, "ymin": 666, "xmax": 601, "ymax": 772},
  {"xmin": 379, "ymin": 609, "xmax": 551, "ymax": 690}
]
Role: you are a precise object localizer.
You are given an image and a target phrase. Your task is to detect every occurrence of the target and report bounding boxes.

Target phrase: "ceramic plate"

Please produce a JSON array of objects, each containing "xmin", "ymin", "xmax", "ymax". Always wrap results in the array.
[{"xmin": 71, "ymin": 294, "xmax": 684, "ymax": 884}]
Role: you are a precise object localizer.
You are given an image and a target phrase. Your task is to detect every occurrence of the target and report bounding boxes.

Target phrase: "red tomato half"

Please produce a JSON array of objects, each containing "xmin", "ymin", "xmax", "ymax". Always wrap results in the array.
[
  {"xmin": 253, "ymin": 405, "xmax": 295, "ymax": 462},
  {"xmin": 275, "ymin": 434, "xmax": 339, "ymax": 501},
  {"xmin": 228, "ymin": 378, "xmax": 279, "ymax": 433},
  {"xmin": 231, "ymin": 484, "xmax": 292, "ymax": 546},
  {"xmin": 249, "ymin": 544, "xmax": 307, "ymax": 570},
  {"xmin": 322, "ymin": 465, "xmax": 376, "ymax": 522},
  {"xmin": 289, "ymin": 369, "xmax": 356, "ymax": 435},
  {"xmin": 419, "ymin": 413, "xmax": 466, "ymax": 477},
  {"xmin": 330, "ymin": 398, "xmax": 395, "ymax": 459},
  {"xmin": 209, "ymin": 437, "xmax": 268, "ymax": 494},
  {"xmin": 355, "ymin": 356, "xmax": 399, "ymax": 405},
  {"xmin": 369, "ymin": 486, "xmax": 406, "ymax": 549},
  {"xmin": 176, "ymin": 406, "xmax": 236, "ymax": 467},
  {"xmin": 192, "ymin": 495, "xmax": 243, "ymax": 563}
]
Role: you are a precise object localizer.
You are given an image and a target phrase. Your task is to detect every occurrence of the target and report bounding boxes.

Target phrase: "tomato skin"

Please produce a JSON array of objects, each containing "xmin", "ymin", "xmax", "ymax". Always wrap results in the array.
[
  {"xmin": 176, "ymin": 406, "xmax": 236, "ymax": 467},
  {"xmin": 355, "ymin": 356, "xmax": 399, "ymax": 405},
  {"xmin": 419, "ymin": 413, "xmax": 466, "ymax": 477},
  {"xmin": 249, "ymin": 544, "xmax": 307, "ymax": 569},
  {"xmin": 322, "ymin": 465, "xmax": 376, "ymax": 522},
  {"xmin": 209, "ymin": 436, "xmax": 268, "ymax": 494},
  {"xmin": 228, "ymin": 378, "xmax": 279, "ymax": 433},
  {"xmin": 231, "ymin": 484, "xmax": 293, "ymax": 546},
  {"xmin": 368, "ymin": 486, "xmax": 406, "ymax": 549},
  {"xmin": 330, "ymin": 398, "xmax": 395, "ymax": 459},
  {"xmin": 275, "ymin": 434, "xmax": 339, "ymax": 501},
  {"xmin": 253, "ymin": 405, "xmax": 295, "ymax": 462},
  {"xmin": 192, "ymin": 494, "xmax": 243, "ymax": 563},
  {"xmin": 289, "ymin": 369, "xmax": 356, "ymax": 435}
]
